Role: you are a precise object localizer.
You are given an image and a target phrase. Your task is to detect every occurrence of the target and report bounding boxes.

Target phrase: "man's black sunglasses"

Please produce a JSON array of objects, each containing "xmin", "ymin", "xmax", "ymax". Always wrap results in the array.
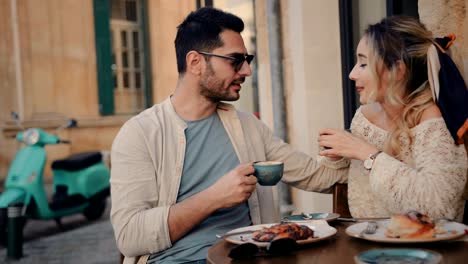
[
  {"xmin": 196, "ymin": 51, "xmax": 255, "ymax": 72},
  {"xmin": 228, "ymin": 238, "xmax": 297, "ymax": 259}
]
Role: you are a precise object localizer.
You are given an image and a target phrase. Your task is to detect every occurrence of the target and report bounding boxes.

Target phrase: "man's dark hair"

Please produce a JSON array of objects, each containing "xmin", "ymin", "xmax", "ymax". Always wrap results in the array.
[{"xmin": 175, "ymin": 7, "xmax": 244, "ymax": 73}]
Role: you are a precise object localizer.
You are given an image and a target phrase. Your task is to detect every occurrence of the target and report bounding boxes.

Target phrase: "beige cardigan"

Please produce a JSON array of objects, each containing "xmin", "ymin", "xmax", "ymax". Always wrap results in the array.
[{"xmin": 110, "ymin": 98, "xmax": 348, "ymax": 263}]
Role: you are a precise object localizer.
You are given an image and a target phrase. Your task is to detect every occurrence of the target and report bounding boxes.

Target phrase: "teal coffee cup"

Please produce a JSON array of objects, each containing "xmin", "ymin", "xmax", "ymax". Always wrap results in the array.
[{"xmin": 253, "ymin": 161, "xmax": 284, "ymax": 186}]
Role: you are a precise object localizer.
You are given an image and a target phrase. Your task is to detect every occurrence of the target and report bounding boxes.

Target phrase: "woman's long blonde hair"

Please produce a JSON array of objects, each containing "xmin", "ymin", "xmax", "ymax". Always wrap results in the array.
[{"xmin": 365, "ymin": 16, "xmax": 435, "ymax": 158}]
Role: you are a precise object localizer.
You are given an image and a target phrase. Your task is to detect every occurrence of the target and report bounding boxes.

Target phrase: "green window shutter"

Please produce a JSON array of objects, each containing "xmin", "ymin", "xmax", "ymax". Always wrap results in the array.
[
  {"xmin": 141, "ymin": 0, "xmax": 153, "ymax": 108},
  {"xmin": 93, "ymin": 0, "xmax": 114, "ymax": 115}
]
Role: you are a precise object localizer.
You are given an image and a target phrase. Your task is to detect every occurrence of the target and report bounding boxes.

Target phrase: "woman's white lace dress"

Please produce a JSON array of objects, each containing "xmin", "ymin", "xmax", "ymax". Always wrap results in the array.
[{"xmin": 330, "ymin": 107, "xmax": 467, "ymax": 221}]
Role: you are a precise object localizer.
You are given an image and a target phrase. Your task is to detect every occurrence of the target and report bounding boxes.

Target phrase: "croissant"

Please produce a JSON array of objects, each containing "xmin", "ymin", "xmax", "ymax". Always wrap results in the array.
[
  {"xmin": 252, "ymin": 223, "xmax": 314, "ymax": 242},
  {"xmin": 385, "ymin": 210, "xmax": 435, "ymax": 239}
]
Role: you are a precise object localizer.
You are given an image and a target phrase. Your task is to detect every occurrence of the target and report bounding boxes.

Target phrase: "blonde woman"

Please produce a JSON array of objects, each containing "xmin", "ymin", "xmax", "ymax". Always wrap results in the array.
[{"xmin": 318, "ymin": 16, "xmax": 468, "ymax": 221}]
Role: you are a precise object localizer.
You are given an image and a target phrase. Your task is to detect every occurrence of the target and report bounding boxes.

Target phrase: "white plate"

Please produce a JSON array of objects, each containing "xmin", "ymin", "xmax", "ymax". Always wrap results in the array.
[
  {"xmin": 282, "ymin": 212, "xmax": 340, "ymax": 223},
  {"xmin": 224, "ymin": 220, "xmax": 337, "ymax": 247},
  {"xmin": 346, "ymin": 220, "xmax": 466, "ymax": 243}
]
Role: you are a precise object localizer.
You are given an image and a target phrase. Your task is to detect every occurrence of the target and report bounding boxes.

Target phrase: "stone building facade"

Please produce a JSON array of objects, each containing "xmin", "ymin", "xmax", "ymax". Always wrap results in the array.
[{"xmin": 1, "ymin": 0, "xmax": 466, "ymax": 215}]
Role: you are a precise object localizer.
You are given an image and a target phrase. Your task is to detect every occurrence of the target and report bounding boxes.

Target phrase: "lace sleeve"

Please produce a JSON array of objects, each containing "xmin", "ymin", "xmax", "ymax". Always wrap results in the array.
[{"xmin": 368, "ymin": 119, "xmax": 467, "ymax": 220}]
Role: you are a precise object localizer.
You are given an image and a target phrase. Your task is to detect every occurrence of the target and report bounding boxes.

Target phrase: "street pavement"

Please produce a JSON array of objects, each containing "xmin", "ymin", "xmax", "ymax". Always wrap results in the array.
[{"xmin": 0, "ymin": 198, "xmax": 121, "ymax": 264}]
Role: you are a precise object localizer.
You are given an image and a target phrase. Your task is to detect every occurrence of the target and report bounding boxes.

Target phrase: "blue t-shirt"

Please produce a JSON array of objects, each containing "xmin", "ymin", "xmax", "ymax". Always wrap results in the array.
[{"xmin": 147, "ymin": 113, "xmax": 251, "ymax": 264}]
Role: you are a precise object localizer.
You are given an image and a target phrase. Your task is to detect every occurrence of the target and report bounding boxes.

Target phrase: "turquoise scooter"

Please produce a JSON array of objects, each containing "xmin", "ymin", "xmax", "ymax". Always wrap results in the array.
[{"xmin": 0, "ymin": 113, "xmax": 110, "ymax": 244}]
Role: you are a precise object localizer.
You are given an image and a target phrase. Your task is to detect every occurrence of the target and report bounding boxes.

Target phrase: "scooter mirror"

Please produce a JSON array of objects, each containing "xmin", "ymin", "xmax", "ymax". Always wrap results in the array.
[
  {"xmin": 11, "ymin": 111, "xmax": 24, "ymax": 131},
  {"xmin": 11, "ymin": 111, "xmax": 19, "ymax": 121},
  {"xmin": 67, "ymin": 119, "xmax": 78, "ymax": 128}
]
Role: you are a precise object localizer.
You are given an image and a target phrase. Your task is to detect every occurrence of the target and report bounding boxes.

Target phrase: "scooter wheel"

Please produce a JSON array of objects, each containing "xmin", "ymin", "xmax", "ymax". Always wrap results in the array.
[
  {"xmin": 0, "ymin": 208, "xmax": 6, "ymax": 246},
  {"xmin": 83, "ymin": 199, "xmax": 107, "ymax": 221}
]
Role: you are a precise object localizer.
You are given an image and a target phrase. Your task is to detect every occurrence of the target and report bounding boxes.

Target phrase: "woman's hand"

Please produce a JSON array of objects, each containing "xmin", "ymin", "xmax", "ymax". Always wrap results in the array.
[{"xmin": 318, "ymin": 128, "xmax": 379, "ymax": 160}]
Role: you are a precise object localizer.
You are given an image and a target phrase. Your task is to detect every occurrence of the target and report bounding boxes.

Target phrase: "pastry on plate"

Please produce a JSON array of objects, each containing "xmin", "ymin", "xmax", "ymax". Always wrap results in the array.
[
  {"xmin": 385, "ymin": 210, "xmax": 435, "ymax": 239},
  {"xmin": 252, "ymin": 222, "xmax": 314, "ymax": 242}
]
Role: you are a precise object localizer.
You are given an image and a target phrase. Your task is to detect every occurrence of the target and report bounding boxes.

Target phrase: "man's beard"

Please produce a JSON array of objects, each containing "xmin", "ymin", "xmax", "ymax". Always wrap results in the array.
[{"xmin": 199, "ymin": 62, "xmax": 243, "ymax": 102}]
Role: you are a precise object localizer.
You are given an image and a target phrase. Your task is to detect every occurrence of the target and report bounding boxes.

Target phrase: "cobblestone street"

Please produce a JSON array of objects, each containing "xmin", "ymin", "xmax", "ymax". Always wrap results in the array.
[{"xmin": 0, "ymin": 199, "xmax": 120, "ymax": 264}]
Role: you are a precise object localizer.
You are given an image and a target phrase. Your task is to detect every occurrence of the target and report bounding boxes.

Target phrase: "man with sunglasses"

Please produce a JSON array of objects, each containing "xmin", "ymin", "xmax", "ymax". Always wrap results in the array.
[{"xmin": 111, "ymin": 7, "xmax": 348, "ymax": 264}]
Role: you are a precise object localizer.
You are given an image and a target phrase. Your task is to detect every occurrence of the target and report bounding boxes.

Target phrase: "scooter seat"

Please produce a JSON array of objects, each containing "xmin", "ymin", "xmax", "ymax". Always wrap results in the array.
[{"xmin": 51, "ymin": 151, "xmax": 103, "ymax": 172}]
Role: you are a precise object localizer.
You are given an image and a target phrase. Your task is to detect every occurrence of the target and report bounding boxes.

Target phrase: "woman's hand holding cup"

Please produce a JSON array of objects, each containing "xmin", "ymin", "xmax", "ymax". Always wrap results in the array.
[{"xmin": 318, "ymin": 128, "xmax": 378, "ymax": 160}]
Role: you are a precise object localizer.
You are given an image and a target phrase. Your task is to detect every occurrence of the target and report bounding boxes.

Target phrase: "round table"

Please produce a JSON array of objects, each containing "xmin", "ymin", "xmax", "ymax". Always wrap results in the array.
[{"xmin": 207, "ymin": 222, "xmax": 467, "ymax": 264}]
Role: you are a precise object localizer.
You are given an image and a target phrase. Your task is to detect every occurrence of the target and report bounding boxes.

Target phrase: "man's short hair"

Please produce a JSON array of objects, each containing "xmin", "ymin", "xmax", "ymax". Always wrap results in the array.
[{"xmin": 174, "ymin": 7, "xmax": 244, "ymax": 74}]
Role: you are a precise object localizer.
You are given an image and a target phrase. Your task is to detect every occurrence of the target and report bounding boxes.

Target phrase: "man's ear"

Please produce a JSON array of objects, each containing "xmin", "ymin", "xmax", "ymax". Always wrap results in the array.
[{"xmin": 186, "ymin": 51, "xmax": 203, "ymax": 75}]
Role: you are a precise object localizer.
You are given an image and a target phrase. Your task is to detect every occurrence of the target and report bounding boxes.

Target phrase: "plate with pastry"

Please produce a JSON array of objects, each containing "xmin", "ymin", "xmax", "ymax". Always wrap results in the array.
[
  {"xmin": 222, "ymin": 220, "xmax": 337, "ymax": 247},
  {"xmin": 345, "ymin": 210, "xmax": 466, "ymax": 243}
]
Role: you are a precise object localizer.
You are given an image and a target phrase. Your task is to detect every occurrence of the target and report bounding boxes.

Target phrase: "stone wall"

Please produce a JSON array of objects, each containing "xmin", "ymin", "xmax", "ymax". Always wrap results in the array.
[{"xmin": 0, "ymin": 0, "xmax": 195, "ymax": 181}]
